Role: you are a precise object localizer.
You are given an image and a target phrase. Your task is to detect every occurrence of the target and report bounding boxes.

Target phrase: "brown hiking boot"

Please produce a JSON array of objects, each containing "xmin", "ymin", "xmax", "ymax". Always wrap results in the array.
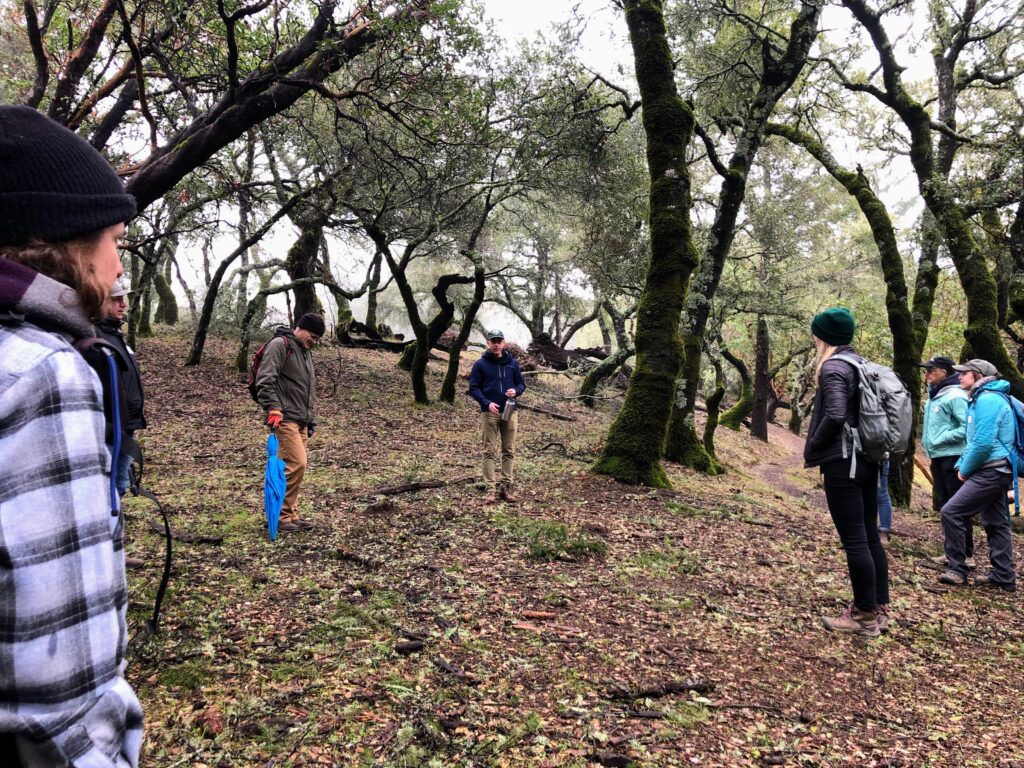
[
  {"xmin": 484, "ymin": 491, "xmax": 497, "ymax": 504},
  {"xmin": 938, "ymin": 569, "xmax": 967, "ymax": 586},
  {"xmin": 931, "ymin": 554, "xmax": 976, "ymax": 569},
  {"xmin": 973, "ymin": 574, "xmax": 1017, "ymax": 593},
  {"xmin": 874, "ymin": 604, "xmax": 890, "ymax": 633},
  {"xmin": 821, "ymin": 605, "xmax": 880, "ymax": 637},
  {"xmin": 278, "ymin": 521, "xmax": 300, "ymax": 533},
  {"xmin": 125, "ymin": 556, "xmax": 145, "ymax": 570},
  {"xmin": 499, "ymin": 485, "xmax": 518, "ymax": 503}
]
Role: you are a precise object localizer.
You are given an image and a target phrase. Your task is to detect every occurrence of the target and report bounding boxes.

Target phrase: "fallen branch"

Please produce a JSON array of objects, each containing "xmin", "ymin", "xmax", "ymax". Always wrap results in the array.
[
  {"xmin": 434, "ymin": 658, "xmax": 479, "ymax": 685},
  {"xmin": 146, "ymin": 518, "xmax": 221, "ymax": 544},
  {"xmin": 914, "ymin": 454, "xmax": 933, "ymax": 486},
  {"xmin": 605, "ymin": 679, "xmax": 715, "ymax": 701},
  {"xmin": 517, "ymin": 402, "xmax": 575, "ymax": 421},
  {"xmin": 364, "ymin": 475, "xmax": 477, "ymax": 497}
]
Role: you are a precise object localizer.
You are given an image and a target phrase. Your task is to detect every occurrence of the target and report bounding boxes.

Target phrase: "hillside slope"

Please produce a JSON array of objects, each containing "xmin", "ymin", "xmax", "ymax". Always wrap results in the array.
[{"xmin": 125, "ymin": 332, "xmax": 1024, "ymax": 767}]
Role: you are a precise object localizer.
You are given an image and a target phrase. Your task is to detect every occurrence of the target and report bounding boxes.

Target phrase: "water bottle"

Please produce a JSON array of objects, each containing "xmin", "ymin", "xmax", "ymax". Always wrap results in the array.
[{"xmin": 501, "ymin": 397, "xmax": 516, "ymax": 422}]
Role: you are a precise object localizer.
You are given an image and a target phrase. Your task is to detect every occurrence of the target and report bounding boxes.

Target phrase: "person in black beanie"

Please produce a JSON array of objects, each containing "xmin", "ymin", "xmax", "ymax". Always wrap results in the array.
[
  {"xmin": 803, "ymin": 307, "xmax": 889, "ymax": 638},
  {"xmin": 255, "ymin": 313, "xmax": 325, "ymax": 532},
  {"xmin": 0, "ymin": 106, "xmax": 143, "ymax": 766}
]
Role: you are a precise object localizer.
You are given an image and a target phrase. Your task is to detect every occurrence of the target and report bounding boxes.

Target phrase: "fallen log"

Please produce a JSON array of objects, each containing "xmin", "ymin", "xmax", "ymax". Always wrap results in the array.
[{"xmin": 146, "ymin": 518, "xmax": 222, "ymax": 544}]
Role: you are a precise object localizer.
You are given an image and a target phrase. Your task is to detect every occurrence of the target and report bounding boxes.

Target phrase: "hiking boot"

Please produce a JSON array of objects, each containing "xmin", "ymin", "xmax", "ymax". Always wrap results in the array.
[
  {"xmin": 279, "ymin": 521, "xmax": 300, "ymax": 533},
  {"xmin": 874, "ymin": 604, "xmax": 890, "ymax": 633},
  {"xmin": 293, "ymin": 519, "xmax": 313, "ymax": 530},
  {"xmin": 821, "ymin": 605, "xmax": 880, "ymax": 637},
  {"xmin": 125, "ymin": 556, "xmax": 145, "ymax": 570},
  {"xmin": 973, "ymin": 574, "xmax": 1017, "ymax": 593},
  {"xmin": 931, "ymin": 554, "xmax": 976, "ymax": 569},
  {"xmin": 484, "ymin": 491, "xmax": 497, "ymax": 505},
  {"xmin": 499, "ymin": 485, "xmax": 518, "ymax": 503},
  {"xmin": 938, "ymin": 569, "xmax": 967, "ymax": 586}
]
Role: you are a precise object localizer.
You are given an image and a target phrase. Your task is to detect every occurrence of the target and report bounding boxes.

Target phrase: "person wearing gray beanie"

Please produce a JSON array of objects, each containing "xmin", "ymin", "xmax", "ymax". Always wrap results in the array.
[{"xmin": 0, "ymin": 106, "xmax": 142, "ymax": 766}]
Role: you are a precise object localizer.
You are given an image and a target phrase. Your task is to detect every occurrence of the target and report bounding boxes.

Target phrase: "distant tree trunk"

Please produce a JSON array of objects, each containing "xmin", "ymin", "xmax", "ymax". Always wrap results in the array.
[
  {"xmin": 719, "ymin": 347, "xmax": 753, "ymax": 430},
  {"xmin": 580, "ymin": 346, "xmax": 634, "ymax": 408},
  {"xmin": 592, "ymin": 0, "xmax": 700, "ymax": 488},
  {"xmin": 750, "ymin": 316, "xmax": 771, "ymax": 441},
  {"xmin": 398, "ymin": 272, "xmax": 474, "ymax": 376},
  {"xmin": 598, "ymin": 309, "xmax": 613, "ymax": 354},
  {"xmin": 665, "ymin": 0, "xmax": 821, "ymax": 473},
  {"xmin": 702, "ymin": 357, "xmax": 726, "ymax": 458},
  {"xmin": 138, "ymin": 284, "xmax": 154, "ymax": 337},
  {"xmin": 285, "ymin": 221, "xmax": 324, "ymax": 319},
  {"xmin": 440, "ymin": 263, "xmax": 486, "ymax": 404},
  {"xmin": 766, "ymin": 121, "xmax": 930, "ymax": 505},
  {"xmin": 364, "ymin": 250, "xmax": 384, "ymax": 332}
]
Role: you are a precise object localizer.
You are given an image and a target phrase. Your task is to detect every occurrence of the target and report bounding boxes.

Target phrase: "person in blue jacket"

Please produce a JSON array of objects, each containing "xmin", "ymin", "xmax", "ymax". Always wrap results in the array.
[
  {"xmin": 937, "ymin": 359, "xmax": 1017, "ymax": 592},
  {"xmin": 468, "ymin": 329, "xmax": 526, "ymax": 503}
]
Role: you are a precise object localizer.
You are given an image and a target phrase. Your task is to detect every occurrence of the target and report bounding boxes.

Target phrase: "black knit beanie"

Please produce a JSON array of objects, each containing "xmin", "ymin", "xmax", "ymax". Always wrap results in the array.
[
  {"xmin": 297, "ymin": 313, "xmax": 326, "ymax": 337},
  {"xmin": 0, "ymin": 105, "xmax": 137, "ymax": 247},
  {"xmin": 810, "ymin": 307, "xmax": 855, "ymax": 346}
]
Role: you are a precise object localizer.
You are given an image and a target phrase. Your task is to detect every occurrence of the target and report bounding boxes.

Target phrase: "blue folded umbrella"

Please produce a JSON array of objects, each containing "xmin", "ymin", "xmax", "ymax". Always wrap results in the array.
[{"xmin": 264, "ymin": 433, "xmax": 287, "ymax": 541}]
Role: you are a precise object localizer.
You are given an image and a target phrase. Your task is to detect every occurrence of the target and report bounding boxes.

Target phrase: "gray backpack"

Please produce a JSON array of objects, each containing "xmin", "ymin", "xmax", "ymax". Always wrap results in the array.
[{"xmin": 832, "ymin": 354, "xmax": 913, "ymax": 478}]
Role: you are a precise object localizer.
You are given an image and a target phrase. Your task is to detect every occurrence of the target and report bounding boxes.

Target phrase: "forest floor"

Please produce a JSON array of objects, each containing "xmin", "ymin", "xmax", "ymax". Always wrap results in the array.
[{"xmin": 125, "ymin": 330, "xmax": 1024, "ymax": 768}]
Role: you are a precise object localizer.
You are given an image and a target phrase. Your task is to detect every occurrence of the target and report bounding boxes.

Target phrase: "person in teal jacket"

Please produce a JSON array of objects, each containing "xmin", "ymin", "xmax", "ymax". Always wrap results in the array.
[
  {"xmin": 918, "ymin": 356, "xmax": 973, "ymax": 566},
  {"xmin": 937, "ymin": 359, "xmax": 1017, "ymax": 592}
]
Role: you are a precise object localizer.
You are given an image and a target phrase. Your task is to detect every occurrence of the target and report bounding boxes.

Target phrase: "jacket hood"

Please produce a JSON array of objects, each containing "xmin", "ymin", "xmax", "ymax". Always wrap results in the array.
[
  {"xmin": 484, "ymin": 349, "xmax": 513, "ymax": 364},
  {"xmin": 929, "ymin": 372, "xmax": 961, "ymax": 399},
  {"xmin": 971, "ymin": 377, "xmax": 1010, "ymax": 398},
  {"xmin": 0, "ymin": 256, "xmax": 93, "ymax": 339}
]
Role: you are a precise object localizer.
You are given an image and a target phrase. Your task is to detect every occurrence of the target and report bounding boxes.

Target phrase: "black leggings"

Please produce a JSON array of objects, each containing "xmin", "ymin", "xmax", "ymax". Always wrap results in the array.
[{"xmin": 821, "ymin": 457, "xmax": 890, "ymax": 612}]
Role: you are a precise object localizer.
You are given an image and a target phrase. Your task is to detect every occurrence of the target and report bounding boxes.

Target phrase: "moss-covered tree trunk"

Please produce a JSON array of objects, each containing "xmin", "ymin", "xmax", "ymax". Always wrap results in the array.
[
  {"xmin": 719, "ymin": 347, "xmax": 754, "ymax": 430},
  {"xmin": 592, "ymin": 0, "xmax": 700, "ymax": 487},
  {"xmin": 702, "ymin": 357, "xmax": 726, "ymax": 457},
  {"xmin": 665, "ymin": 0, "xmax": 822, "ymax": 472},
  {"xmin": 843, "ymin": 0, "xmax": 1022, "ymax": 399},
  {"xmin": 1009, "ymin": 202, "xmax": 1024, "ymax": 324}
]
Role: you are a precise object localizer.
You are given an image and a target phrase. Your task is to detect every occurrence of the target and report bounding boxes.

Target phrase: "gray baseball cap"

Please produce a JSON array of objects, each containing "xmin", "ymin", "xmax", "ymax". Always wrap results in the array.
[
  {"xmin": 486, "ymin": 329, "xmax": 505, "ymax": 341},
  {"xmin": 952, "ymin": 359, "xmax": 998, "ymax": 377},
  {"xmin": 109, "ymin": 277, "xmax": 132, "ymax": 298}
]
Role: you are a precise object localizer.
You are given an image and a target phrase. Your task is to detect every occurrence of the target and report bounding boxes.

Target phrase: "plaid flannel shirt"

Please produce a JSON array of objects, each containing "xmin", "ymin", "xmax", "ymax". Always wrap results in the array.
[{"xmin": 0, "ymin": 259, "xmax": 142, "ymax": 767}]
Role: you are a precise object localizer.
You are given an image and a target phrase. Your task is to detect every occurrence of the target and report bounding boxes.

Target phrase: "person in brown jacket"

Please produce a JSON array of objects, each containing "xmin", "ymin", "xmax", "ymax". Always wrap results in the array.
[{"xmin": 256, "ymin": 313, "xmax": 323, "ymax": 532}]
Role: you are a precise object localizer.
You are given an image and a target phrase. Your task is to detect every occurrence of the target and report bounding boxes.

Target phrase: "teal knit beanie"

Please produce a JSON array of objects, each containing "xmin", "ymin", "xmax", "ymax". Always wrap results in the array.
[{"xmin": 811, "ymin": 307, "xmax": 855, "ymax": 346}]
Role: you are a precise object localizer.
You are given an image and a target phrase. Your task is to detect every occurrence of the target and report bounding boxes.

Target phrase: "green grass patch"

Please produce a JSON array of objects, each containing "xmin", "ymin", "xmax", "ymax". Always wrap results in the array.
[
  {"xmin": 627, "ymin": 540, "xmax": 699, "ymax": 576},
  {"xmin": 158, "ymin": 659, "xmax": 212, "ymax": 691},
  {"xmin": 491, "ymin": 511, "xmax": 607, "ymax": 561}
]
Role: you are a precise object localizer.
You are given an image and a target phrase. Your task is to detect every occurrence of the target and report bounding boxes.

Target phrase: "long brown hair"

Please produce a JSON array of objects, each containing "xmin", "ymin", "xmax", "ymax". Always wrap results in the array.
[{"xmin": 0, "ymin": 233, "xmax": 109, "ymax": 320}]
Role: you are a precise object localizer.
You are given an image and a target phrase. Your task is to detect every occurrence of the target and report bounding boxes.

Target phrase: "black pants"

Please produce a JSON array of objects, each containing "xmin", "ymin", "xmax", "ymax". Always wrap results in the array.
[
  {"xmin": 822, "ymin": 457, "xmax": 890, "ymax": 612},
  {"xmin": 932, "ymin": 455, "xmax": 972, "ymax": 556}
]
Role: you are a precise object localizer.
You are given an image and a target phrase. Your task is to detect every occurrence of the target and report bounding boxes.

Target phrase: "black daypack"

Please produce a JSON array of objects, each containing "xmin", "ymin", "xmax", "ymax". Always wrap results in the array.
[
  {"xmin": 76, "ymin": 336, "xmax": 171, "ymax": 636},
  {"xmin": 247, "ymin": 331, "xmax": 293, "ymax": 403}
]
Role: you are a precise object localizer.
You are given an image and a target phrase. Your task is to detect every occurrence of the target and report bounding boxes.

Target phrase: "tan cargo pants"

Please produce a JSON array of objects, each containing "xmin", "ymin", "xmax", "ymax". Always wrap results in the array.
[
  {"xmin": 276, "ymin": 421, "xmax": 308, "ymax": 522},
  {"xmin": 481, "ymin": 411, "xmax": 517, "ymax": 491}
]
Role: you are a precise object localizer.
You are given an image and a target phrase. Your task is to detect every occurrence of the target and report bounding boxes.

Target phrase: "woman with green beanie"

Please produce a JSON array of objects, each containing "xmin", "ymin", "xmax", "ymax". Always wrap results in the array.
[{"xmin": 803, "ymin": 307, "xmax": 890, "ymax": 637}]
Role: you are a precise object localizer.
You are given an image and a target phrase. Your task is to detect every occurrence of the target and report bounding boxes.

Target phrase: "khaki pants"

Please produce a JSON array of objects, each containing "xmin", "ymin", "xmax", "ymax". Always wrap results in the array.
[
  {"xmin": 276, "ymin": 421, "xmax": 308, "ymax": 522},
  {"xmin": 481, "ymin": 411, "xmax": 517, "ymax": 491}
]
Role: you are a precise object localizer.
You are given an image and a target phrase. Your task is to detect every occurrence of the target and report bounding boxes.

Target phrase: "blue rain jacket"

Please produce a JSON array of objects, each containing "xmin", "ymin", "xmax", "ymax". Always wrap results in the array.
[{"xmin": 956, "ymin": 379, "xmax": 1015, "ymax": 478}]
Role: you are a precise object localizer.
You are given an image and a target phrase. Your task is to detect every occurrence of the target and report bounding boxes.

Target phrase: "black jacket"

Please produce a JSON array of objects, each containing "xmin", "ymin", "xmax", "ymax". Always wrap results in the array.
[
  {"xmin": 803, "ymin": 345, "xmax": 860, "ymax": 468},
  {"xmin": 95, "ymin": 318, "xmax": 147, "ymax": 431}
]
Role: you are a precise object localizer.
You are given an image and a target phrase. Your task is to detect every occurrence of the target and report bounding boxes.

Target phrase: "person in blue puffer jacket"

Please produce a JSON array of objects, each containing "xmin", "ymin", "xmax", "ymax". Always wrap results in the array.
[
  {"xmin": 937, "ymin": 359, "xmax": 1017, "ymax": 592},
  {"xmin": 468, "ymin": 329, "xmax": 526, "ymax": 504}
]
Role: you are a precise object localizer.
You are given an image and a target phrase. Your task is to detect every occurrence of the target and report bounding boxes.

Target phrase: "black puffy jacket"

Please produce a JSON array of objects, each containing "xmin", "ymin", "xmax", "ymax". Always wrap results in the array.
[{"xmin": 803, "ymin": 345, "xmax": 862, "ymax": 468}]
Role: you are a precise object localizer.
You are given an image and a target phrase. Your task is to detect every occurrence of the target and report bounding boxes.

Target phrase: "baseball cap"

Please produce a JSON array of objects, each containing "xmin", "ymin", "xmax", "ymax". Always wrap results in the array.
[
  {"xmin": 918, "ymin": 356, "xmax": 956, "ymax": 372},
  {"xmin": 109, "ymin": 278, "xmax": 132, "ymax": 298},
  {"xmin": 952, "ymin": 359, "xmax": 999, "ymax": 377},
  {"xmin": 486, "ymin": 329, "xmax": 505, "ymax": 341}
]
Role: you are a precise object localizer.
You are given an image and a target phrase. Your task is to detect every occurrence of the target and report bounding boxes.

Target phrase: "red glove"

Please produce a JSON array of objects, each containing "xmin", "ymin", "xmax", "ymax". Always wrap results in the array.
[{"xmin": 267, "ymin": 409, "xmax": 283, "ymax": 429}]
